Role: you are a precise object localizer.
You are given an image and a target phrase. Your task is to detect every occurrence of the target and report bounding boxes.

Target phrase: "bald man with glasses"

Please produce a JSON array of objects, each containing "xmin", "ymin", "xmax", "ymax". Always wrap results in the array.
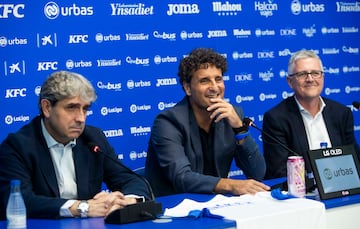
[{"xmin": 262, "ymin": 49, "xmax": 360, "ymax": 183}]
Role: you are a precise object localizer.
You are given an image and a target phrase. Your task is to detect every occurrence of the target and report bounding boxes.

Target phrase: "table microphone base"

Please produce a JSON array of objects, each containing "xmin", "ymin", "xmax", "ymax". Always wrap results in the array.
[{"xmin": 104, "ymin": 200, "xmax": 163, "ymax": 224}]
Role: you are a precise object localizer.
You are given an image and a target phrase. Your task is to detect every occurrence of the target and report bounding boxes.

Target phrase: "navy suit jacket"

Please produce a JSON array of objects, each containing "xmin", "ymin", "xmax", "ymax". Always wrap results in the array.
[
  {"xmin": 145, "ymin": 96, "xmax": 266, "ymax": 197},
  {"xmin": 263, "ymin": 96, "xmax": 360, "ymax": 179},
  {"xmin": 0, "ymin": 116, "xmax": 150, "ymax": 219}
]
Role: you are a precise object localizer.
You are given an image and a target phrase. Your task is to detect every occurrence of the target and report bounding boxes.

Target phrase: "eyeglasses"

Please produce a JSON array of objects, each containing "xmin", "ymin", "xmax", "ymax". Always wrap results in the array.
[{"xmin": 288, "ymin": 70, "xmax": 324, "ymax": 80}]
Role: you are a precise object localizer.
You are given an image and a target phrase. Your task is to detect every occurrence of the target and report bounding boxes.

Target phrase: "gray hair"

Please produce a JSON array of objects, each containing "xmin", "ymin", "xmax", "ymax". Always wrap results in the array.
[
  {"xmin": 288, "ymin": 49, "xmax": 323, "ymax": 75},
  {"xmin": 39, "ymin": 71, "xmax": 97, "ymax": 114}
]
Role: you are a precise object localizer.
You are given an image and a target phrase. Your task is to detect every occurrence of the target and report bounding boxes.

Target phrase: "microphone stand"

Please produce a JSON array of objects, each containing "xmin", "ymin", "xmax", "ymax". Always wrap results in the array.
[
  {"xmin": 243, "ymin": 118, "xmax": 316, "ymax": 192},
  {"xmin": 87, "ymin": 142, "xmax": 162, "ymax": 224}
]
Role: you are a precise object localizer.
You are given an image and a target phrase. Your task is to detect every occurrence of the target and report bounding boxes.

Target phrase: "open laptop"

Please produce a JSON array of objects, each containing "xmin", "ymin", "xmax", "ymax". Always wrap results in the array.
[{"xmin": 307, "ymin": 144, "xmax": 360, "ymax": 200}]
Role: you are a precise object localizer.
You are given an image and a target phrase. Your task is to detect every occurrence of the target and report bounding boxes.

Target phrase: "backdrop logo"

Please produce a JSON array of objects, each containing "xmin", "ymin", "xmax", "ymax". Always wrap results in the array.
[
  {"xmin": 282, "ymin": 91, "xmax": 294, "ymax": 99},
  {"xmin": 103, "ymin": 129, "xmax": 124, "ymax": 137},
  {"xmin": 127, "ymin": 80, "xmax": 151, "ymax": 89},
  {"xmin": 302, "ymin": 24, "xmax": 316, "ymax": 37},
  {"xmin": 153, "ymin": 31, "xmax": 176, "ymax": 41},
  {"xmin": 5, "ymin": 115, "xmax": 29, "ymax": 125},
  {"xmin": 65, "ymin": 59, "xmax": 92, "ymax": 69},
  {"xmin": 0, "ymin": 36, "xmax": 27, "ymax": 47},
  {"xmin": 291, "ymin": 0, "xmax": 325, "ymax": 15},
  {"xmin": 212, "ymin": 1, "xmax": 242, "ymax": 16},
  {"xmin": 259, "ymin": 68, "xmax": 274, "ymax": 81},
  {"xmin": 97, "ymin": 81, "xmax": 122, "ymax": 91},
  {"xmin": 158, "ymin": 102, "xmax": 176, "ymax": 110},
  {"xmin": 236, "ymin": 95, "xmax": 254, "ymax": 103},
  {"xmin": 125, "ymin": 33, "xmax": 149, "ymax": 41},
  {"xmin": 100, "ymin": 106, "xmax": 123, "ymax": 116},
  {"xmin": 69, "ymin": 34, "xmax": 88, "ymax": 44},
  {"xmin": 36, "ymin": 33, "xmax": 57, "ymax": 47},
  {"xmin": 110, "ymin": 3, "xmax": 154, "ymax": 16},
  {"xmin": 342, "ymin": 46, "xmax": 359, "ymax": 54},
  {"xmin": 325, "ymin": 87, "xmax": 341, "ymax": 96},
  {"xmin": 278, "ymin": 48, "xmax": 294, "ymax": 57},
  {"xmin": 153, "ymin": 55, "xmax": 177, "ymax": 64},
  {"xmin": 167, "ymin": 3, "xmax": 200, "ymax": 16},
  {"xmin": 3, "ymin": 61, "xmax": 26, "ymax": 76},
  {"xmin": 37, "ymin": 61, "xmax": 58, "ymax": 71},
  {"xmin": 125, "ymin": 56, "xmax": 150, "ymax": 66},
  {"xmin": 130, "ymin": 126, "xmax": 151, "ymax": 136},
  {"xmin": 336, "ymin": 2, "xmax": 360, "ymax": 12},
  {"xmin": 180, "ymin": 31, "xmax": 203, "ymax": 40},
  {"xmin": 129, "ymin": 104, "xmax": 151, "ymax": 113},
  {"xmin": 255, "ymin": 29, "xmax": 275, "ymax": 37},
  {"xmin": 259, "ymin": 93, "xmax": 277, "ymax": 101},
  {"xmin": 233, "ymin": 29, "xmax": 251, "ymax": 38},
  {"xmin": 234, "ymin": 73, "xmax": 252, "ymax": 82},
  {"xmin": 156, "ymin": 78, "xmax": 177, "ymax": 87},
  {"xmin": 44, "ymin": 2, "xmax": 94, "ymax": 19},
  {"xmin": 232, "ymin": 51, "xmax": 253, "ymax": 60},
  {"xmin": 0, "ymin": 4, "xmax": 25, "ymax": 18},
  {"xmin": 254, "ymin": 1, "xmax": 278, "ymax": 17},
  {"xmin": 5, "ymin": 88, "xmax": 26, "ymax": 98},
  {"xmin": 208, "ymin": 30, "xmax": 227, "ymax": 38},
  {"xmin": 95, "ymin": 33, "xmax": 121, "ymax": 43},
  {"xmin": 343, "ymin": 66, "xmax": 360, "ymax": 73},
  {"xmin": 96, "ymin": 59, "xmax": 121, "ymax": 67}
]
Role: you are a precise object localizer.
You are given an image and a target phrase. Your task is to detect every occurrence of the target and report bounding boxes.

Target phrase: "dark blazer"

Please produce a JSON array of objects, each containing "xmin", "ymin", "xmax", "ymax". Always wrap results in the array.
[
  {"xmin": 263, "ymin": 96, "xmax": 360, "ymax": 179},
  {"xmin": 145, "ymin": 96, "xmax": 266, "ymax": 197},
  {"xmin": 0, "ymin": 116, "xmax": 150, "ymax": 219}
]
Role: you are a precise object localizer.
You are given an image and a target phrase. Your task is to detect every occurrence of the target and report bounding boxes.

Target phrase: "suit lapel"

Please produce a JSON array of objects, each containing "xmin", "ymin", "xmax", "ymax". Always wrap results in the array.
[
  {"xmin": 38, "ymin": 146, "xmax": 60, "ymax": 196},
  {"xmin": 72, "ymin": 143, "xmax": 89, "ymax": 198},
  {"xmin": 288, "ymin": 97, "xmax": 310, "ymax": 154},
  {"xmin": 188, "ymin": 105, "xmax": 204, "ymax": 171}
]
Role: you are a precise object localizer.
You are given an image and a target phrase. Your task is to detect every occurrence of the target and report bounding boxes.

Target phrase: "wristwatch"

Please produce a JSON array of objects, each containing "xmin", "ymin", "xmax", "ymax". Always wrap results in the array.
[{"xmin": 77, "ymin": 200, "xmax": 89, "ymax": 218}]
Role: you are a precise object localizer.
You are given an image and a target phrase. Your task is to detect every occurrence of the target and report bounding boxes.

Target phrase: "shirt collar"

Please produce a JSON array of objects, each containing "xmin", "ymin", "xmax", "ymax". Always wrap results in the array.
[
  {"xmin": 41, "ymin": 119, "xmax": 76, "ymax": 148},
  {"xmin": 294, "ymin": 96, "xmax": 326, "ymax": 116}
]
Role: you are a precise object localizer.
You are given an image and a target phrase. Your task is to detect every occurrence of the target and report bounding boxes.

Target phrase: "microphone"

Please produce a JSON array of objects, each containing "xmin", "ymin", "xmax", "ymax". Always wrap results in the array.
[
  {"xmin": 242, "ymin": 118, "xmax": 299, "ymax": 157},
  {"xmin": 87, "ymin": 142, "xmax": 162, "ymax": 224},
  {"xmin": 353, "ymin": 101, "xmax": 360, "ymax": 109},
  {"xmin": 243, "ymin": 118, "xmax": 315, "ymax": 192}
]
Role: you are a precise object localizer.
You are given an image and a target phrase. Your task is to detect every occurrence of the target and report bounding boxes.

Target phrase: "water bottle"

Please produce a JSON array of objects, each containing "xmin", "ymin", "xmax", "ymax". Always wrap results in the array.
[{"xmin": 6, "ymin": 180, "xmax": 26, "ymax": 229}]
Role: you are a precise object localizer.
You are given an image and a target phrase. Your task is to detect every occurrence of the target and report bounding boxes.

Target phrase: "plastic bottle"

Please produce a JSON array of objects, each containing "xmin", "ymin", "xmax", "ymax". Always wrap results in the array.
[{"xmin": 6, "ymin": 180, "xmax": 26, "ymax": 229}]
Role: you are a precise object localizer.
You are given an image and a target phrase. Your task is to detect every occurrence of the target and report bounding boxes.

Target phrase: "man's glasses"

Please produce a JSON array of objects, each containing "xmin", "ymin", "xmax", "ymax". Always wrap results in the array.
[{"xmin": 288, "ymin": 70, "xmax": 324, "ymax": 80}]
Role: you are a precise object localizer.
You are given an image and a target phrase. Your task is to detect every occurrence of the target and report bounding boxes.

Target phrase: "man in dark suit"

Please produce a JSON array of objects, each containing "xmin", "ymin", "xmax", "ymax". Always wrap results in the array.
[
  {"xmin": 145, "ymin": 48, "xmax": 270, "ymax": 197},
  {"xmin": 0, "ymin": 71, "xmax": 150, "ymax": 219},
  {"xmin": 263, "ymin": 49, "xmax": 360, "ymax": 180}
]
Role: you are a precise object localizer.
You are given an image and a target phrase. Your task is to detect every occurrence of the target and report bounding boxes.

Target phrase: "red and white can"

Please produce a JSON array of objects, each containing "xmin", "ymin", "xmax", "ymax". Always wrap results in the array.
[{"xmin": 287, "ymin": 156, "xmax": 305, "ymax": 197}]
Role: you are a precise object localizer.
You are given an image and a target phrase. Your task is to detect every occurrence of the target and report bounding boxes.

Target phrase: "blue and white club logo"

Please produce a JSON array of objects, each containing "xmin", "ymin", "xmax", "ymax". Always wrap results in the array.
[{"xmin": 44, "ymin": 2, "xmax": 60, "ymax": 19}]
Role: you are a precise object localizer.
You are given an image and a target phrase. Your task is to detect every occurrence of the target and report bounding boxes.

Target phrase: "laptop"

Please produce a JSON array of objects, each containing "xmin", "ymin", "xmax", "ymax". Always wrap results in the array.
[{"xmin": 307, "ymin": 144, "xmax": 360, "ymax": 200}]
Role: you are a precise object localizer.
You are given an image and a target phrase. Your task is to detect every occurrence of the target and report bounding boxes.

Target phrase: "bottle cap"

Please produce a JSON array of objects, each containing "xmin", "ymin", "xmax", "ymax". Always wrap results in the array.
[{"xmin": 10, "ymin": 180, "xmax": 21, "ymax": 186}]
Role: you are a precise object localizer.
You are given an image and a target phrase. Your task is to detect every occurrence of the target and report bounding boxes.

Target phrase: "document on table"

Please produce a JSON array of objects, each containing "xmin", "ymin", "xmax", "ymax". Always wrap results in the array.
[{"xmin": 164, "ymin": 192, "xmax": 326, "ymax": 229}]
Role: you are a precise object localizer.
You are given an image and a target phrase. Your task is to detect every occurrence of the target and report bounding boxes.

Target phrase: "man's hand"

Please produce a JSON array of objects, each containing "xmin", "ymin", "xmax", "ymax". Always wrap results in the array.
[
  {"xmin": 207, "ymin": 98, "xmax": 243, "ymax": 128},
  {"xmin": 214, "ymin": 178, "xmax": 270, "ymax": 196},
  {"xmin": 70, "ymin": 191, "xmax": 139, "ymax": 217}
]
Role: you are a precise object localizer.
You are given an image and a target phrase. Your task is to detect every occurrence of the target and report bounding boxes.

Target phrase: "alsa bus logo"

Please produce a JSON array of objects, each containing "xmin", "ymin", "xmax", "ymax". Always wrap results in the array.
[
  {"xmin": 322, "ymin": 148, "xmax": 343, "ymax": 156},
  {"xmin": 0, "ymin": 4, "xmax": 25, "ymax": 18}
]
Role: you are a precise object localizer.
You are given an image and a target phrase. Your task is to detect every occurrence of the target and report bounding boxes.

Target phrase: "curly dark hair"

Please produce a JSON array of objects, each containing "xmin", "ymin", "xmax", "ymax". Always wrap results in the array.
[{"xmin": 177, "ymin": 48, "xmax": 227, "ymax": 90}]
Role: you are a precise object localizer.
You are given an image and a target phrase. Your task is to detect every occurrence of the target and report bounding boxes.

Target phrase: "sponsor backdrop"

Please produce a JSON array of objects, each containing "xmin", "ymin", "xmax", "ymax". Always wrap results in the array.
[{"xmin": 1, "ymin": 1, "xmax": 359, "ymax": 177}]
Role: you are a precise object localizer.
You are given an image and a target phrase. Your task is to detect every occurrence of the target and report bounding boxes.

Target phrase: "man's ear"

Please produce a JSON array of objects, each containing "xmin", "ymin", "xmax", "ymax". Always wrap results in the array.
[
  {"xmin": 286, "ymin": 77, "xmax": 294, "ymax": 89},
  {"xmin": 41, "ymin": 99, "xmax": 52, "ymax": 118},
  {"xmin": 183, "ymin": 82, "xmax": 191, "ymax": 96}
]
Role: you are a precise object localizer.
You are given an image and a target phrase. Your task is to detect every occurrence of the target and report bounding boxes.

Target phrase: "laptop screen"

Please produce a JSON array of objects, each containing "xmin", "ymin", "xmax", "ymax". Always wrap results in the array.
[{"xmin": 307, "ymin": 144, "xmax": 360, "ymax": 200}]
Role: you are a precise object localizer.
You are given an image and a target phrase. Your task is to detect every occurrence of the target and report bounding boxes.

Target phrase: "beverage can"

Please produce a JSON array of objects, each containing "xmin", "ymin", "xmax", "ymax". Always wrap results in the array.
[{"xmin": 287, "ymin": 156, "xmax": 305, "ymax": 197}]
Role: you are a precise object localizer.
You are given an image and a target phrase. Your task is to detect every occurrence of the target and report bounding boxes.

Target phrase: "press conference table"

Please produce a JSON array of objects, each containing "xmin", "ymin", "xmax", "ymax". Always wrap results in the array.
[{"xmin": 1, "ymin": 178, "xmax": 359, "ymax": 229}]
